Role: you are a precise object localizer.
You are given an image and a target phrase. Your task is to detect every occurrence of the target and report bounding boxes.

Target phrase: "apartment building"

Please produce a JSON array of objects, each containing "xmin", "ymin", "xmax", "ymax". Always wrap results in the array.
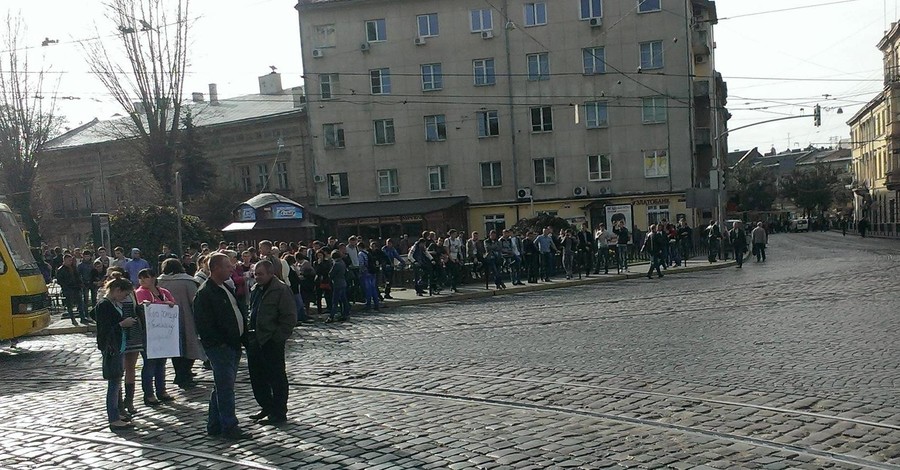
[
  {"xmin": 296, "ymin": 0, "xmax": 726, "ymax": 238},
  {"xmin": 848, "ymin": 21, "xmax": 900, "ymax": 237}
]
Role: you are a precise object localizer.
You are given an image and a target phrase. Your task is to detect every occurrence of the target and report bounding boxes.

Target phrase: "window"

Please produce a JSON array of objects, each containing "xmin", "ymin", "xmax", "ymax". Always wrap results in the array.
[
  {"xmin": 83, "ymin": 186, "xmax": 93, "ymax": 210},
  {"xmin": 477, "ymin": 110, "xmax": 500, "ymax": 137},
  {"xmin": 530, "ymin": 106, "xmax": 553, "ymax": 132},
  {"xmin": 417, "ymin": 13, "xmax": 439, "ymax": 37},
  {"xmin": 276, "ymin": 162, "xmax": 289, "ymax": 190},
  {"xmin": 421, "ymin": 63, "xmax": 443, "ymax": 91},
  {"xmin": 366, "ymin": 19, "xmax": 386, "ymax": 42},
  {"xmin": 642, "ymin": 96, "xmax": 667, "ymax": 123},
  {"xmin": 374, "ymin": 119, "xmax": 395, "ymax": 145},
  {"xmin": 588, "ymin": 155, "xmax": 612, "ymax": 181},
  {"xmin": 328, "ymin": 173, "xmax": 349, "ymax": 198},
  {"xmin": 313, "ymin": 24, "xmax": 336, "ymax": 48},
  {"xmin": 320, "ymin": 74, "xmax": 338, "ymax": 100},
  {"xmin": 474, "ymin": 58, "xmax": 496, "ymax": 86},
  {"xmin": 370, "ymin": 68, "xmax": 391, "ymax": 95},
  {"xmin": 481, "ymin": 161, "xmax": 502, "ymax": 187},
  {"xmin": 640, "ymin": 41, "xmax": 664, "ymax": 69},
  {"xmin": 257, "ymin": 163, "xmax": 270, "ymax": 191},
  {"xmin": 378, "ymin": 169, "xmax": 399, "ymax": 195},
  {"xmin": 524, "ymin": 3, "xmax": 547, "ymax": 26},
  {"xmin": 471, "ymin": 9, "xmax": 493, "ymax": 32},
  {"xmin": 484, "ymin": 214, "xmax": 506, "ymax": 234},
  {"xmin": 428, "ymin": 165, "xmax": 448, "ymax": 191},
  {"xmin": 647, "ymin": 205, "xmax": 670, "ymax": 225},
  {"xmin": 526, "ymin": 52, "xmax": 549, "ymax": 80},
  {"xmin": 239, "ymin": 166, "xmax": 252, "ymax": 193},
  {"xmin": 638, "ymin": 0, "xmax": 661, "ymax": 13},
  {"xmin": 580, "ymin": 0, "xmax": 602, "ymax": 19},
  {"xmin": 644, "ymin": 150, "xmax": 669, "ymax": 178},
  {"xmin": 323, "ymin": 123, "xmax": 345, "ymax": 149},
  {"xmin": 585, "ymin": 101, "xmax": 609, "ymax": 128},
  {"xmin": 425, "ymin": 115, "xmax": 447, "ymax": 142},
  {"xmin": 583, "ymin": 47, "xmax": 606, "ymax": 74},
  {"xmin": 534, "ymin": 158, "xmax": 556, "ymax": 184}
]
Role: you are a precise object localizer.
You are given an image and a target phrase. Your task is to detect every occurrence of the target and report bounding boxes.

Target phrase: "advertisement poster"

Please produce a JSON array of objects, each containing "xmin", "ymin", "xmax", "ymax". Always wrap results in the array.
[{"xmin": 605, "ymin": 204, "xmax": 633, "ymax": 243}]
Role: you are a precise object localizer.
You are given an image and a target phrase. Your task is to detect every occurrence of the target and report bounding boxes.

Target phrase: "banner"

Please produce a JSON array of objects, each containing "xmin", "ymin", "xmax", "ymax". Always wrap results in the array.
[{"xmin": 144, "ymin": 304, "xmax": 181, "ymax": 359}]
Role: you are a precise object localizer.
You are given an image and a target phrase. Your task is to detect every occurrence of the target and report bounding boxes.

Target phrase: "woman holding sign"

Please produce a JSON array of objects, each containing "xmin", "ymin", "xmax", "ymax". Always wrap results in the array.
[{"xmin": 135, "ymin": 269, "xmax": 177, "ymax": 406}]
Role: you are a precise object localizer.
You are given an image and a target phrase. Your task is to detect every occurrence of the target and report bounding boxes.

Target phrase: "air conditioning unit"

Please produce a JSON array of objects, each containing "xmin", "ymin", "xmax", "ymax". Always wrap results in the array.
[
  {"xmin": 414, "ymin": 36, "xmax": 427, "ymax": 46},
  {"xmin": 360, "ymin": 42, "xmax": 371, "ymax": 52},
  {"xmin": 516, "ymin": 187, "xmax": 532, "ymax": 200},
  {"xmin": 694, "ymin": 54, "xmax": 707, "ymax": 64},
  {"xmin": 589, "ymin": 18, "xmax": 602, "ymax": 27},
  {"xmin": 597, "ymin": 187, "xmax": 611, "ymax": 195},
  {"xmin": 312, "ymin": 49, "xmax": 324, "ymax": 58},
  {"xmin": 573, "ymin": 186, "xmax": 588, "ymax": 198},
  {"xmin": 481, "ymin": 30, "xmax": 494, "ymax": 39},
  {"xmin": 313, "ymin": 175, "xmax": 326, "ymax": 183}
]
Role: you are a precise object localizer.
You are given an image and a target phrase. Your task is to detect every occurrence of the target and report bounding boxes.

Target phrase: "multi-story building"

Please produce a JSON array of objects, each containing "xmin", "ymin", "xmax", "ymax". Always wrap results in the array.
[
  {"xmin": 36, "ymin": 73, "xmax": 313, "ymax": 247},
  {"xmin": 296, "ymin": 0, "xmax": 727, "ymax": 239},
  {"xmin": 848, "ymin": 21, "xmax": 900, "ymax": 237}
]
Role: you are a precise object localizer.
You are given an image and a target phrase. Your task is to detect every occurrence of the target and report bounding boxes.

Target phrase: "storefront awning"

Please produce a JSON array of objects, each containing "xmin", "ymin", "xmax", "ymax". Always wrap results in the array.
[
  {"xmin": 222, "ymin": 222, "xmax": 257, "ymax": 232},
  {"xmin": 310, "ymin": 196, "xmax": 468, "ymax": 221}
]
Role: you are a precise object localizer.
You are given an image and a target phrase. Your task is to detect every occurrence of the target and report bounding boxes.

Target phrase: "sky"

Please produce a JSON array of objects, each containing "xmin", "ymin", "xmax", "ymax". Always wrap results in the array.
[{"xmin": 2, "ymin": 0, "xmax": 896, "ymax": 153}]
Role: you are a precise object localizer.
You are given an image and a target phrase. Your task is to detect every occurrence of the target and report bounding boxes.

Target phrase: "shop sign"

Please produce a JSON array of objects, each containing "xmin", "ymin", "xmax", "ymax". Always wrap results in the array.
[
  {"xmin": 401, "ymin": 215, "xmax": 423, "ymax": 222},
  {"xmin": 271, "ymin": 203, "xmax": 303, "ymax": 220},
  {"xmin": 359, "ymin": 217, "xmax": 379, "ymax": 225},
  {"xmin": 632, "ymin": 198, "xmax": 671, "ymax": 206},
  {"xmin": 237, "ymin": 206, "xmax": 256, "ymax": 222}
]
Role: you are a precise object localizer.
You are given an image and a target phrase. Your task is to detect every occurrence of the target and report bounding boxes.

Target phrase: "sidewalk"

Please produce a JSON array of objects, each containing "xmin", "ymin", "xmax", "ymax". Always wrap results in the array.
[{"xmin": 31, "ymin": 258, "xmax": 736, "ymax": 337}]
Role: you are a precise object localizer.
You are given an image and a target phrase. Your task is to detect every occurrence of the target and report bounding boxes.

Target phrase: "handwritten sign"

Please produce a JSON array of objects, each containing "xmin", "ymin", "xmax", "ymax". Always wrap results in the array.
[{"xmin": 144, "ymin": 304, "xmax": 181, "ymax": 359}]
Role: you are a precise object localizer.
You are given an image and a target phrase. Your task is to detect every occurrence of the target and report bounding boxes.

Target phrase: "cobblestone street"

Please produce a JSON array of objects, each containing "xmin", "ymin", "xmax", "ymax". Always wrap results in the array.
[{"xmin": 1, "ymin": 232, "xmax": 898, "ymax": 469}]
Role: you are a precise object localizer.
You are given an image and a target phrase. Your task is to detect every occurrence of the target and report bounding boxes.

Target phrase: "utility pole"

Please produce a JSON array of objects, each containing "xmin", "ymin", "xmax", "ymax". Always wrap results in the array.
[{"xmin": 175, "ymin": 171, "xmax": 183, "ymax": 256}]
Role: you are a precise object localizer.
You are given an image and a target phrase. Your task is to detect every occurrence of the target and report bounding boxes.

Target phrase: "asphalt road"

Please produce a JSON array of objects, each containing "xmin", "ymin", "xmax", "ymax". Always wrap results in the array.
[{"xmin": 1, "ymin": 231, "xmax": 898, "ymax": 469}]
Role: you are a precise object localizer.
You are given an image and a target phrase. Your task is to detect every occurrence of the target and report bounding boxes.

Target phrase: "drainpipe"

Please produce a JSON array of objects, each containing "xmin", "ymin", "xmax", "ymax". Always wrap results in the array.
[{"xmin": 502, "ymin": 0, "xmax": 521, "ymax": 222}]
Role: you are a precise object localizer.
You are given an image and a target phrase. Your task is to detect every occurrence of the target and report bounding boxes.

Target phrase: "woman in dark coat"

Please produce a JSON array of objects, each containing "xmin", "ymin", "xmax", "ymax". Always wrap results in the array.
[{"xmin": 96, "ymin": 278, "xmax": 138, "ymax": 428}]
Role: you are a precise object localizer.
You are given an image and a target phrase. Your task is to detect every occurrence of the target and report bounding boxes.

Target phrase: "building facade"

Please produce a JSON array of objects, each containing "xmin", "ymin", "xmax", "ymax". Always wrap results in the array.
[
  {"xmin": 296, "ymin": 0, "xmax": 727, "ymax": 237},
  {"xmin": 848, "ymin": 21, "xmax": 900, "ymax": 237},
  {"xmin": 36, "ymin": 73, "xmax": 313, "ymax": 247}
]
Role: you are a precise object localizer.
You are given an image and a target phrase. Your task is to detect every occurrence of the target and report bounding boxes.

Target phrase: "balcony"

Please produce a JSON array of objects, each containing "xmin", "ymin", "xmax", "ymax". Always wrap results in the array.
[
  {"xmin": 692, "ymin": 30, "xmax": 710, "ymax": 55},
  {"xmin": 887, "ymin": 170, "xmax": 900, "ymax": 191},
  {"xmin": 693, "ymin": 80, "xmax": 710, "ymax": 97},
  {"xmin": 695, "ymin": 127, "xmax": 712, "ymax": 147}
]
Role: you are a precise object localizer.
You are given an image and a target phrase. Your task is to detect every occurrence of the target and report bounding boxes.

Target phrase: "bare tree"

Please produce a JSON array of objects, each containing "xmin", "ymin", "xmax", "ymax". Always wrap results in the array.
[
  {"xmin": 0, "ymin": 14, "xmax": 60, "ymax": 242},
  {"xmin": 82, "ymin": 0, "xmax": 190, "ymax": 199}
]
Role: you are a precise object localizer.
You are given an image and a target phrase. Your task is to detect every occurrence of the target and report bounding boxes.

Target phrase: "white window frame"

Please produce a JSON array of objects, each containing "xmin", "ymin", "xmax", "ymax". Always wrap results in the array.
[
  {"xmin": 583, "ymin": 47, "xmax": 606, "ymax": 75},
  {"xmin": 477, "ymin": 110, "xmax": 500, "ymax": 137},
  {"xmin": 323, "ymin": 123, "xmax": 345, "ymax": 149},
  {"xmin": 524, "ymin": 3, "xmax": 547, "ymax": 26},
  {"xmin": 588, "ymin": 155, "xmax": 612, "ymax": 181},
  {"xmin": 474, "ymin": 58, "xmax": 496, "ymax": 86},
  {"xmin": 526, "ymin": 52, "xmax": 550, "ymax": 81},
  {"xmin": 377, "ymin": 169, "xmax": 400, "ymax": 195},
  {"xmin": 370, "ymin": 68, "xmax": 391, "ymax": 95},
  {"xmin": 481, "ymin": 161, "xmax": 502, "ymax": 187},
  {"xmin": 374, "ymin": 119, "xmax": 395, "ymax": 145},
  {"xmin": 328, "ymin": 173, "xmax": 349, "ymax": 198},
  {"xmin": 638, "ymin": 0, "xmax": 661, "ymax": 13},
  {"xmin": 417, "ymin": 13, "xmax": 439, "ymax": 37},
  {"xmin": 647, "ymin": 205, "xmax": 670, "ymax": 225},
  {"xmin": 320, "ymin": 73, "xmax": 338, "ymax": 100},
  {"xmin": 366, "ymin": 19, "xmax": 386, "ymax": 42},
  {"xmin": 642, "ymin": 96, "xmax": 667, "ymax": 124},
  {"xmin": 256, "ymin": 163, "xmax": 270, "ymax": 191},
  {"xmin": 530, "ymin": 106, "xmax": 553, "ymax": 132},
  {"xmin": 533, "ymin": 158, "xmax": 556, "ymax": 185},
  {"xmin": 585, "ymin": 101, "xmax": 609, "ymax": 128},
  {"xmin": 239, "ymin": 165, "xmax": 252, "ymax": 193},
  {"xmin": 640, "ymin": 40, "xmax": 664, "ymax": 69},
  {"xmin": 484, "ymin": 214, "xmax": 507, "ymax": 234},
  {"xmin": 424, "ymin": 114, "xmax": 447, "ymax": 142},
  {"xmin": 421, "ymin": 63, "xmax": 443, "ymax": 91},
  {"xmin": 276, "ymin": 161, "xmax": 289, "ymax": 190},
  {"xmin": 428, "ymin": 165, "xmax": 448, "ymax": 192},
  {"xmin": 644, "ymin": 150, "xmax": 669, "ymax": 178},
  {"xmin": 470, "ymin": 9, "xmax": 493, "ymax": 32},
  {"xmin": 580, "ymin": 0, "xmax": 602, "ymax": 20}
]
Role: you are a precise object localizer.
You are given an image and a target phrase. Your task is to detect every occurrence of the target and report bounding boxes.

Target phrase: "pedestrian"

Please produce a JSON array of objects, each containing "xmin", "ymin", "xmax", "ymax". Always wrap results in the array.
[
  {"xmin": 193, "ymin": 253, "xmax": 252, "ymax": 440},
  {"xmin": 523, "ymin": 231, "xmax": 540, "ymax": 283},
  {"xmin": 706, "ymin": 220, "xmax": 721, "ymax": 263},
  {"xmin": 642, "ymin": 224, "xmax": 665, "ymax": 279},
  {"xmin": 613, "ymin": 221, "xmax": 630, "ymax": 272},
  {"xmin": 283, "ymin": 254, "xmax": 308, "ymax": 322},
  {"xmin": 78, "ymin": 250, "xmax": 99, "ymax": 312},
  {"xmin": 576, "ymin": 223, "xmax": 595, "ymax": 277},
  {"xmin": 410, "ymin": 238, "xmax": 434, "ymax": 295},
  {"xmin": 357, "ymin": 242, "xmax": 381, "ymax": 310},
  {"xmin": 594, "ymin": 223, "xmax": 615, "ymax": 274},
  {"xmin": 534, "ymin": 227, "xmax": 557, "ymax": 282},
  {"xmin": 676, "ymin": 219, "xmax": 692, "ymax": 267},
  {"xmin": 258, "ymin": 241, "xmax": 283, "ymax": 281},
  {"xmin": 157, "ymin": 259, "xmax": 205, "ymax": 389},
  {"xmin": 95, "ymin": 277, "xmax": 138, "ymax": 429},
  {"xmin": 246, "ymin": 260, "xmax": 296, "ymax": 425},
  {"xmin": 466, "ymin": 232, "xmax": 486, "ymax": 279},
  {"xmin": 110, "ymin": 246, "xmax": 129, "ymax": 270},
  {"xmin": 751, "ymin": 222, "xmax": 768, "ymax": 262},
  {"xmin": 157, "ymin": 244, "xmax": 176, "ymax": 274},
  {"xmin": 730, "ymin": 221, "xmax": 748, "ymax": 268},
  {"xmin": 313, "ymin": 250, "xmax": 332, "ymax": 314},
  {"xmin": 57, "ymin": 254, "xmax": 89, "ymax": 325},
  {"xmin": 94, "ymin": 246, "xmax": 112, "ymax": 271},
  {"xmin": 194, "ymin": 254, "xmax": 210, "ymax": 285},
  {"xmin": 327, "ymin": 250, "xmax": 351, "ymax": 322},
  {"xmin": 561, "ymin": 229, "xmax": 576, "ymax": 280},
  {"xmin": 382, "ymin": 238, "xmax": 406, "ymax": 298},
  {"xmin": 296, "ymin": 252, "xmax": 317, "ymax": 317},
  {"xmin": 125, "ymin": 248, "xmax": 151, "ymax": 285},
  {"xmin": 134, "ymin": 269, "xmax": 177, "ymax": 406},
  {"xmin": 840, "ymin": 217, "xmax": 848, "ymax": 237},
  {"xmin": 483, "ymin": 230, "xmax": 506, "ymax": 289}
]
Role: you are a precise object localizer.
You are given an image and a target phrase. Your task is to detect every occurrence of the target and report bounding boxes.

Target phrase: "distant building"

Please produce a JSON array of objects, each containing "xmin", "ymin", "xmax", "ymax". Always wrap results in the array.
[
  {"xmin": 36, "ymin": 73, "xmax": 312, "ymax": 248},
  {"xmin": 847, "ymin": 21, "xmax": 900, "ymax": 237}
]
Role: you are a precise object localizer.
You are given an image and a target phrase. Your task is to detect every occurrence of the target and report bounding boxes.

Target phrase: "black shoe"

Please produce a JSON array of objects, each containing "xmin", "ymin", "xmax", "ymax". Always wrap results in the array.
[
  {"xmin": 258, "ymin": 416, "xmax": 287, "ymax": 425},
  {"xmin": 325, "ymin": 317, "xmax": 335, "ymax": 323},
  {"xmin": 157, "ymin": 394, "xmax": 175, "ymax": 402},
  {"xmin": 647, "ymin": 274, "xmax": 652, "ymax": 279},
  {"xmin": 207, "ymin": 428, "xmax": 221, "ymax": 437},
  {"xmin": 249, "ymin": 410, "xmax": 268, "ymax": 420},
  {"xmin": 384, "ymin": 294, "xmax": 394, "ymax": 299},
  {"xmin": 144, "ymin": 395, "xmax": 161, "ymax": 407},
  {"xmin": 221, "ymin": 428, "xmax": 254, "ymax": 441},
  {"xmin": 175, "ymin": 381, "xmax": 197, "ymax": 389}
]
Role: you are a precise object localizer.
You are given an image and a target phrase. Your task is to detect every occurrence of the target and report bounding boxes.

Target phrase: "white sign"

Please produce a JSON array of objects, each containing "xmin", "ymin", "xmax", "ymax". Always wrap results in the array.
[
  {"xmin": 605, "ymin": 204, "xmax": 634, "ymax": 242},
  {"xmin": 144, "ymin": 304, "xmax": 181, "ymax": 359}
]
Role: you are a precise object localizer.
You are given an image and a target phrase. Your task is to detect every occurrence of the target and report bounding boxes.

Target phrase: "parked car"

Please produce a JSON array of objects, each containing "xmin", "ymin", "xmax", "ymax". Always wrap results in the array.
[{"xmin": 790, "ymin": 218, "xmax": 809, "ymax": 232}]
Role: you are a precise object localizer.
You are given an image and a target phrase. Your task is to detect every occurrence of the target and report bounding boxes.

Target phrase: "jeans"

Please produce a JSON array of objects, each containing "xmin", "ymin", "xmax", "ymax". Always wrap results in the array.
[
  {"xmin": 596, "ymin": 246, "xmax": 610, "ymax": 273},
  {"xmin": 562, "ymin": 251, "xmax": 574, "ymax": 278},
  {"xmin": 107, "ymin": 378, "xmax": 122, "ymax": 422},
  {"xmin": 294, "ymin": 293, "xmax": 307, "ymax": 321},
  {"xmin": 647, "ymin": 254, "xmax": 663, "ymax": 277},
  {"xmin": 616, "ymin": 245, "xmax": 629, "ymax": 270},
  {"xmin": 509, "ymin": 256, "xmax": 521, "ymax": 284},
  {"xmin": 82, "ymin": 286, "xmax": 98, "ymax": 311},
  {"xmin": 486, "ymin": 257, "xmax": 502, "ymax": 287},
  {"xmin": 206, "ymin": 345, "xmax": 241, "ymax": 434},
  {"xmin": 63, "ymin": 288, "xmax": 86, "ymax": 321},
  {"xmin": 246, "ymin": 336, "xmax": 288, "ymax": 419},
  {"xmin": 382, "ymin": 268, "xmax": 395, "ymax": 296},
  {"xmin": 753, "ymin": 243, "xmax": 767, "ymax": 261},
  {"xmin": 330, "ymin": 284, "xmax": 350, "ymax": 319},
  {"xmin": 140, "ymin": 352, "xmax": 167, "ymax": 397},
  {"xmin": 540, "ymin": 252, "xmax": 554, "ymax": 280},
  {"xmin": 525, "ymin": 254, "xmax": 539, "ymax": 282},
  {"xmin": 361, "ymin": 272, "xmax": 379, "ymax": 308},
  {"xmin": 734, "ymin": 247, "xmax": 744, "ymax": 267}
]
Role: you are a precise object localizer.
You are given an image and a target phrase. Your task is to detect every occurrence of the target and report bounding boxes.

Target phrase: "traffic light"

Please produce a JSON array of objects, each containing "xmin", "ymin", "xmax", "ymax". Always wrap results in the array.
[{"xmin": 813, "ymin": 104, "xmax": 821, "ymax": 127}]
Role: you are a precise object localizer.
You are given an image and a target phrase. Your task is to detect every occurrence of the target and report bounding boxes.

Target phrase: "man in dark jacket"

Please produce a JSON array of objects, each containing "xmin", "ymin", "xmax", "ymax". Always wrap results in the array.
[
  {"xmin": 576, "ymin": 223, "xmax": 595, "ymax": 277},
  {"xmin": 193, "ymin": 253, "xmax": 252, "ymax": 440},
  {"xmin": 643, "ymin": 224, "xmax": 666, "ymax": 279},
  {"xmin": 730, "ymin": 221, "xmax": 748, "ymax": 268},
  {"xmin": 246, "ymin": 260, "xmax": 296, "ymax": 425}
]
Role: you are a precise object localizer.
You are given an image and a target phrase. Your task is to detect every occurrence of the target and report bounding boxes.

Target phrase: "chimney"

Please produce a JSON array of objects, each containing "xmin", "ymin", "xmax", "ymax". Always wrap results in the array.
[
  {"xmin": 208, "ymin": 83, "xmax": 219, "ymax": 105},
  {"xmin": 291, "ymin": 86, "xmax": 305, "ymax": 109},
  {"xmin": 258, "ymin": 72, "xmax": 283, "ymax": 95},
  {"xmin": 191, "ymin": 92, "xmax": 205, "ymax": 103}
]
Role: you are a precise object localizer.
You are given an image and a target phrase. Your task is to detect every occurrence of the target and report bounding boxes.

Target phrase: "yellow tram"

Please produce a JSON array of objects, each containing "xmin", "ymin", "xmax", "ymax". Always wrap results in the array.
[{"xmin": 0, "ymin": 203, "xmax": 51, "ymax": 341}]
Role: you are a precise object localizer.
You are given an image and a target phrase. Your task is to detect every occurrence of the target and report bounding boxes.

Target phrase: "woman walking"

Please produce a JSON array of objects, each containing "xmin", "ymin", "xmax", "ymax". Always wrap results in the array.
[
  {"xmin": 134, "ymin": 269, "xmax": 177, "ymax": 406},
  {"xmin": 313, "ymin": 250, "xmax": 332, "ymax": 314},
  {"xmin": 95, "ymin": 277, "xmax": 138, "ymax": 428},
  {"xmin": 157, "ymin": 259, "xmax": 205, "ymax": 389}
]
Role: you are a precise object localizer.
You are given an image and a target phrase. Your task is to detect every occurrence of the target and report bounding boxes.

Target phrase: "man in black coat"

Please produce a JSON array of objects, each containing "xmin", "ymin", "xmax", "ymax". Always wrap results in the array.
[
  {"xmin": 576, "ymin": 222, "xmax": 595, "ymax": 277},
  {"xmin": 643, "ymin": 224, "xmax": 666, "ymax": 279},
  {"xmin": 730, "ymin": 221, "xmax": 748, "ymax": 268}
]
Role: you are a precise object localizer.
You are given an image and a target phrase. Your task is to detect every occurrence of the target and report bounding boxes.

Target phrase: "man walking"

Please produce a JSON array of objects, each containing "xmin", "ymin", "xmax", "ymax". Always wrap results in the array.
[
  {"xmin": 381, "ymin": 239, "xmax": 405, "ymax": 298},
  {"xmin": 751, "ymin": 222, "xmax": 768, "ymax": 262},
  {"xmin": 642, "ymin": 224, "xmax": 665, "ymax": 279},
  {"xmin": 246, "ymin": 260, "xmax": 296, "ymax": 425},
  {"xmin": 730, "ymin": 221, "xmax": 748, "ymax": 268},
  {"xmin": 706, "ymin": 220, "xmax": 721, "ymax": 263},
  {"xmin": 193, "ymin": 253, "xmax": 252, "ymax": 440}
]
